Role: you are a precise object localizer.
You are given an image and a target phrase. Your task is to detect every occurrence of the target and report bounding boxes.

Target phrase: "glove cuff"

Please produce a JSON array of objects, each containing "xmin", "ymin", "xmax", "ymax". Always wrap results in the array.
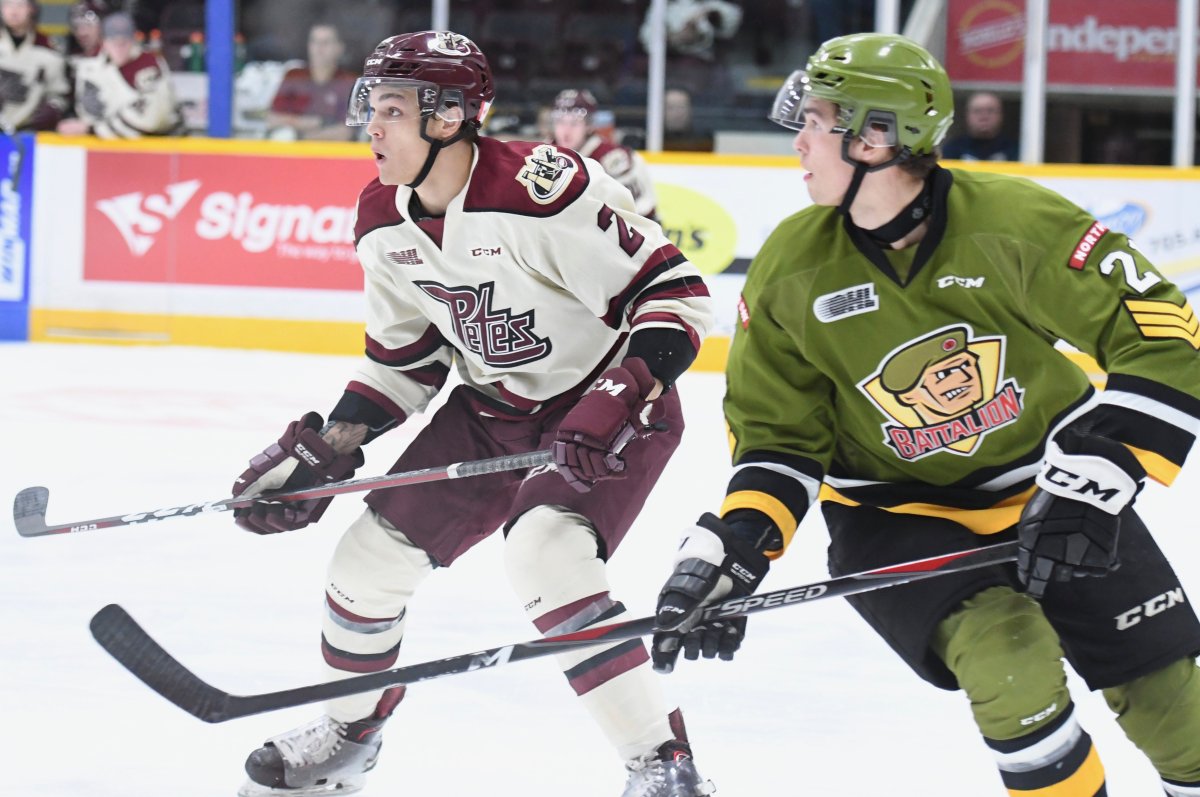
[
  {"xmin": 1036, "ymin": 439, "xmax": 1142, "ymax": 516},
  {"xmin": 696, "ymin": 512, "xmax": 771, "ymax": 596}
]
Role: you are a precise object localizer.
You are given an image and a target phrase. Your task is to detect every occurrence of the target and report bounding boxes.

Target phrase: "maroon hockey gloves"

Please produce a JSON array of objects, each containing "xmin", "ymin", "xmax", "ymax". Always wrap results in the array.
[
  {"xmin": 1017, "ymin": 429, "xmax": 1146, "ymax": 598},
  {"xmin": 232, "ymin": 412, "xmax": 364, "ymax": 534},
  {"xmin": 651, "ymin": 513, "xmax": 770, "ymax": 673},
  {"xmin": 553, "ymin": 357, "xmax": 658, "ymax": 493}
]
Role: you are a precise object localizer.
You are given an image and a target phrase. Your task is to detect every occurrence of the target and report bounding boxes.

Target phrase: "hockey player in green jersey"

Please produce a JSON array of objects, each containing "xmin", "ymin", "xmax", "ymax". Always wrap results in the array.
[{"xmin": 651, "ymin": 32, "xmax": 1200, "ymax": 797}]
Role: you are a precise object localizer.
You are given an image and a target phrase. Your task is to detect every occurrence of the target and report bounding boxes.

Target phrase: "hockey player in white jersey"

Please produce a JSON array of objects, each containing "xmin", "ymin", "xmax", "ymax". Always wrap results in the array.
[
  {"xmin": 231, "ymin": 30, "xmax": 715, "ymax": 797},
  {"xmin": 57, "ymin": 12, "xmax": 180, "ymax": 138},
  {"xmin": 551, "ymin": 87, "xmax": 659, "ymax": 221},
  {"xmin": 0, "ymin": 0, "xmax": 68, "ymax": 131}
]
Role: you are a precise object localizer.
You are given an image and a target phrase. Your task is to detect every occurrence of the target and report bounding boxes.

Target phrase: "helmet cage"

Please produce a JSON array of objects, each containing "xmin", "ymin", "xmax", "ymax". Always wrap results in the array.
[{"xmin": 346, "ymin": 76, "xmax": 468, "ymax": 127}]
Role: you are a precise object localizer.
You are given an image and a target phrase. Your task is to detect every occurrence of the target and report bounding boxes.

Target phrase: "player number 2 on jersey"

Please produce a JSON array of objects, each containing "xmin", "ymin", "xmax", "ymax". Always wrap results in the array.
[{"xmin": 597, "ymin": 204, "xmax": 646, "ymax": 257}]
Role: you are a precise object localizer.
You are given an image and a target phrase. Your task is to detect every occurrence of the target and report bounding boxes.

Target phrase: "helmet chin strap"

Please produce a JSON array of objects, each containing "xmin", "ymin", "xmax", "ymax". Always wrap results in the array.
[
  {"xmin": 406, "ymin": 116, "xmax": 473, "ymax": 190},
  {"xmin": 835, "ymin": 133, "xmax": 910, "ymax": 217}
]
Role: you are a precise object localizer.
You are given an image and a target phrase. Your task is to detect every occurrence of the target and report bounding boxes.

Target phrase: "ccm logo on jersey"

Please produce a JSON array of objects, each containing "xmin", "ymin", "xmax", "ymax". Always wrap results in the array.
[
  {"xmin": 814, "ymin": 283, "xmax": 879, "ymax": 323},
  {"xmin": 1115, "ymin": 588, "xmax": 1186, "ymax": 630},
  {"xmin": 937, "ymin": 275, "xmax": 985, "ymax": 288},
  {"xmin": 1068, "ymin": 221, "xmax": 1109, "ymax": 269}
]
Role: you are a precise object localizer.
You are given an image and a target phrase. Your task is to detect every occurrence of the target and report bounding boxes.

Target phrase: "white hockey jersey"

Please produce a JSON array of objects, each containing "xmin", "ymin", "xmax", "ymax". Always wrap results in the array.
[
  {"xmin": 0, "ymin": 29, "xmax": 67, "ymax": 131},
  {"xmin": 347, "ymin": 136, "xmax": 713, "ymax": 423},
  {"xmin": 72, "ymin": 50, "xmax": 180, "ymax": 138}
]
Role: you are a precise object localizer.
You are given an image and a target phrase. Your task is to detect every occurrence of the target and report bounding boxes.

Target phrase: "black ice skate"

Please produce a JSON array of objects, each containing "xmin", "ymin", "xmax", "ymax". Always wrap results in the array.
[
  {"xmin": 621, "ymin": 739, "xmax": 717, "ymax": 797},
  {"xmin": 237, "ymin": 687, "xmax": 404, "ymax": 797}
]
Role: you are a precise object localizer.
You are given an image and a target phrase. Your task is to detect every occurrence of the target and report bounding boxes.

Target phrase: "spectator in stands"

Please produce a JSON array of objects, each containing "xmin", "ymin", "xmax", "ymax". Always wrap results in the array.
[
  {"xmin": 662, "ymin": 86, "xmax": 713, "ymax": 152},
  {"xmin": 550, "ymin": 88, "xmax": 658, "ymax": 220},
  {"xmin": 0, "ymin": 0, "xmax": 69, "ymax": 131},
  {"xmin": 56, "ymin": 12, "xmax": 180, "ymax": 138},
  {"xmin": 641, "ymin": 0, "xmax": 742, "ymax": 61},
  {"xmin": 942, "ymin": 91, "xmax": 1020, "ymax": 161},
  {"xmin": 65, "ymin": 0, "xmax": 110, "ymax": 61},
  {"xmin": 265, "ymin": 21, "xmax": 356, "ymax": 141}
]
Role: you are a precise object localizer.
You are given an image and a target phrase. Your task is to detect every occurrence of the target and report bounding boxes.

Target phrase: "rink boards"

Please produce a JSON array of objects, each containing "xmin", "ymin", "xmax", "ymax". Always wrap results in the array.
[{"xmin": 15, "ymin": 134, "xmax": 1200, "ymax": 376}]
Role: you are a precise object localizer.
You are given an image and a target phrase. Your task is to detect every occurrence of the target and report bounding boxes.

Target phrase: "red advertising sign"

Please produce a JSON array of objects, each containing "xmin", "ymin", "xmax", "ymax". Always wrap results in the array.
[
  {"xmin": 84, "ymin": 150, "xmax": 378, "ymax": 290},
  {"xmin": 946, "ymin": 0, "xmax": 1200, "ymax": 89}
]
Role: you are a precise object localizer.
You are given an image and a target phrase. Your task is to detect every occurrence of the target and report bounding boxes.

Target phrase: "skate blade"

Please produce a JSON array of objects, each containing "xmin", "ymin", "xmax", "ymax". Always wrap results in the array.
[{"xmin": 237, "ymin": 775, "xmax": 366, "ymax": 797}]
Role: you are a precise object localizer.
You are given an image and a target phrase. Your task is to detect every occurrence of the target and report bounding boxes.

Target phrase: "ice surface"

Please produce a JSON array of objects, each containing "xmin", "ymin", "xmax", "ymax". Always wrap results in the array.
[{"xmin": 3, "ymin": 342, "xmax": 1196, "ymax": 796}]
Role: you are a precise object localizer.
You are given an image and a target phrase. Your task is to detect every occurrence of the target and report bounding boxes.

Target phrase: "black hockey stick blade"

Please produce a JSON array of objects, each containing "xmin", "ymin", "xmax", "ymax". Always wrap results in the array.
[
  {"xmin": 90, "ymin": 604, "xmax": 236, "ymax": 722},
  {"xmin": 90, "ymin": 539, "xmax": 1018, "ymax": 723},
  {"xmin": 13, "ymin": 486, "xmax": 49, "ymax": 537}
]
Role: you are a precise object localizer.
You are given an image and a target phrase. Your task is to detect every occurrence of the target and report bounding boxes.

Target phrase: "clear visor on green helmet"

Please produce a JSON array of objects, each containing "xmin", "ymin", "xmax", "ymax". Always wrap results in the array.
[
  {"xmin": 769, "ymin": 69, "xmax": 904, "ymax": 150},
  {"xmin": 769, "ymin": 33, "xmax": 954, "ymax": 158}
]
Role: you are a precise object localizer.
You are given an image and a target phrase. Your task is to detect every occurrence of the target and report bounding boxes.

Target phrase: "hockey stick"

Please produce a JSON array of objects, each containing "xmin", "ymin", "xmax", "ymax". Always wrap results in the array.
[
  {"xmin": 90, "ymin": 539, "xmax": 1019, "ymax": 723},
  {"xmin": 13, "ymin": 450, "xmax": 552, "ymax": 538}
]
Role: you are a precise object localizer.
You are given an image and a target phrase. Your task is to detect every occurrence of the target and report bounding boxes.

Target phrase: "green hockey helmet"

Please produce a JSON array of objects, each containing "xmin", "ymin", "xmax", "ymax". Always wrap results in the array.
[{"xmin": 770, "ymin": 33, "xmax": 954, "ymax": 159}]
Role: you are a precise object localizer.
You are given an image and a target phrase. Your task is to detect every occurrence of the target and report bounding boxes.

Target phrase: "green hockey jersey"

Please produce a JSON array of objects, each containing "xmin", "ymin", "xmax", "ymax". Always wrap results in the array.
[{"xmin": 723, "ymin": 166, "xmax": 1200, "ymax": 557}]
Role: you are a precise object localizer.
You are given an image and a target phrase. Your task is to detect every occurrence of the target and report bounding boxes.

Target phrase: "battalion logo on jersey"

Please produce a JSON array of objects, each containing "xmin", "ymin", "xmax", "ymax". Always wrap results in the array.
[
  {"xmin": 415, "ymin": 279, "xmax": 551, "ymax": 366},
  {"xmin": 813, "ymin": 283, "xmax": 879, "ymax": 323},
  {"xmin": 515, "ymin": 144, "xmax": 575, "ymax": 205},
  {"xmin": 858, "ymin": 324, "xmax": 1025, "ymax": 461}
]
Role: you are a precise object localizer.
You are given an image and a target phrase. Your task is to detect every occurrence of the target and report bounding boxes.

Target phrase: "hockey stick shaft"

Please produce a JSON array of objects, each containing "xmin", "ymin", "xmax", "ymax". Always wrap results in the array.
[
  {"xmin": 13, "ymin": 450, "xmax": 552, "ymax": 538},
  {"xmin": 90, "ymin": 539, "xmax": 1019, "ymax": 723}
]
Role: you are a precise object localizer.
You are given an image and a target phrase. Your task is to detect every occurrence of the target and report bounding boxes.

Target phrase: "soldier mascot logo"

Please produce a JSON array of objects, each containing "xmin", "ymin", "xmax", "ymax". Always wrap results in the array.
[{"xmin": 858, "ymin": 324, "xmax": 1025, "ymax": 461}]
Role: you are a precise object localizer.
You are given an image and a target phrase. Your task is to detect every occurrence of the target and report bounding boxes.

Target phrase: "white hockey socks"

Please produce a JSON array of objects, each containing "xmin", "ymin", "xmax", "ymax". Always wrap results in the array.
[
  {"xmin": 505, "ymin": 506, "xmax": 674, "ymax": 761},
  {"xmin": 321, "ymin": 509, "xmax": 434, "ymax": 722}
]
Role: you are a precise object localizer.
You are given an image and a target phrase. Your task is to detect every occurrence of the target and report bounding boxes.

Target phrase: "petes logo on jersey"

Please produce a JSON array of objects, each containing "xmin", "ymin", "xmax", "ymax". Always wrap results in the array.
[
  {"xmin": 516, "ymin": 144, "xmax": 575, "ymax": 205},
  {"xmin": 416, "ymin": 279, "xmax": 551, "ymax": 366},
  {"xmin": 858, "ymin": 324, "xmax": 1025, "ymax": 461},
  {"xmin": 813, "ymin": 283, "xmax": 878, "ymax": 323},
  {"xmin": 96, "ymin": 179, "xmax": 202, "ymax": 256}
]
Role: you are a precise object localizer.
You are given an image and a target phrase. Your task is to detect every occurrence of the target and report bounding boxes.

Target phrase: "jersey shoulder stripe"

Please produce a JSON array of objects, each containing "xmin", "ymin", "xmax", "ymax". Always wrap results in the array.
[{"xmin": 354, "ymin": 179, "xmax": 403, "ymax": 245}]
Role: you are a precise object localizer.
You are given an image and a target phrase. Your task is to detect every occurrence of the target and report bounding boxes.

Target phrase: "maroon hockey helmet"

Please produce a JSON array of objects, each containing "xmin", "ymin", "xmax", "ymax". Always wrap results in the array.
[
  {"xmin": 552, "ymin": 89, "xmax": 599, "ymax": 122},
  {"xmin": 346, "ymin": 30, "xmax": 495, "ymax": 127}
]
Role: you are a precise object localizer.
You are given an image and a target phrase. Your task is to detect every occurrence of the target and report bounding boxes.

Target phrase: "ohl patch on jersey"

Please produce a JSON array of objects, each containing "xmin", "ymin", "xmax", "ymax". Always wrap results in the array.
[{"xmin": 857, "ymin": 324, "xmax": 1026, "ymax": 461}]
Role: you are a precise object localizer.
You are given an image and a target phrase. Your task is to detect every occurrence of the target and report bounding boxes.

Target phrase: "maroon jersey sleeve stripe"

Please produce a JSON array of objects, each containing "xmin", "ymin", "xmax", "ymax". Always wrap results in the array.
[
  {"xmin": 345, "ymin": 380, "xmax": 408, "ymax": 423},
  {"xmin": 403, "ymin": 362, "xmax": 450, "ymax": 388},
  {"xmin": 631, "ymin": 311, "xmax": 701, "ymax": 352},
  {"xmin": 601, "ymin": 246, "xmax": 687, "ymax": 327},
  {"xmin": 364, "ymin": 326, "xmax": 448, "ymax": 367}
]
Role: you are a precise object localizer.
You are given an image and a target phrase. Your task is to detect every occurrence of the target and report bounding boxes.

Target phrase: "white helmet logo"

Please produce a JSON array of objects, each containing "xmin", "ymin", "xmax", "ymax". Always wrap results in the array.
[{"xmin": 430, "ymin": 32, "xmax": 471, "ymax": 56}]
